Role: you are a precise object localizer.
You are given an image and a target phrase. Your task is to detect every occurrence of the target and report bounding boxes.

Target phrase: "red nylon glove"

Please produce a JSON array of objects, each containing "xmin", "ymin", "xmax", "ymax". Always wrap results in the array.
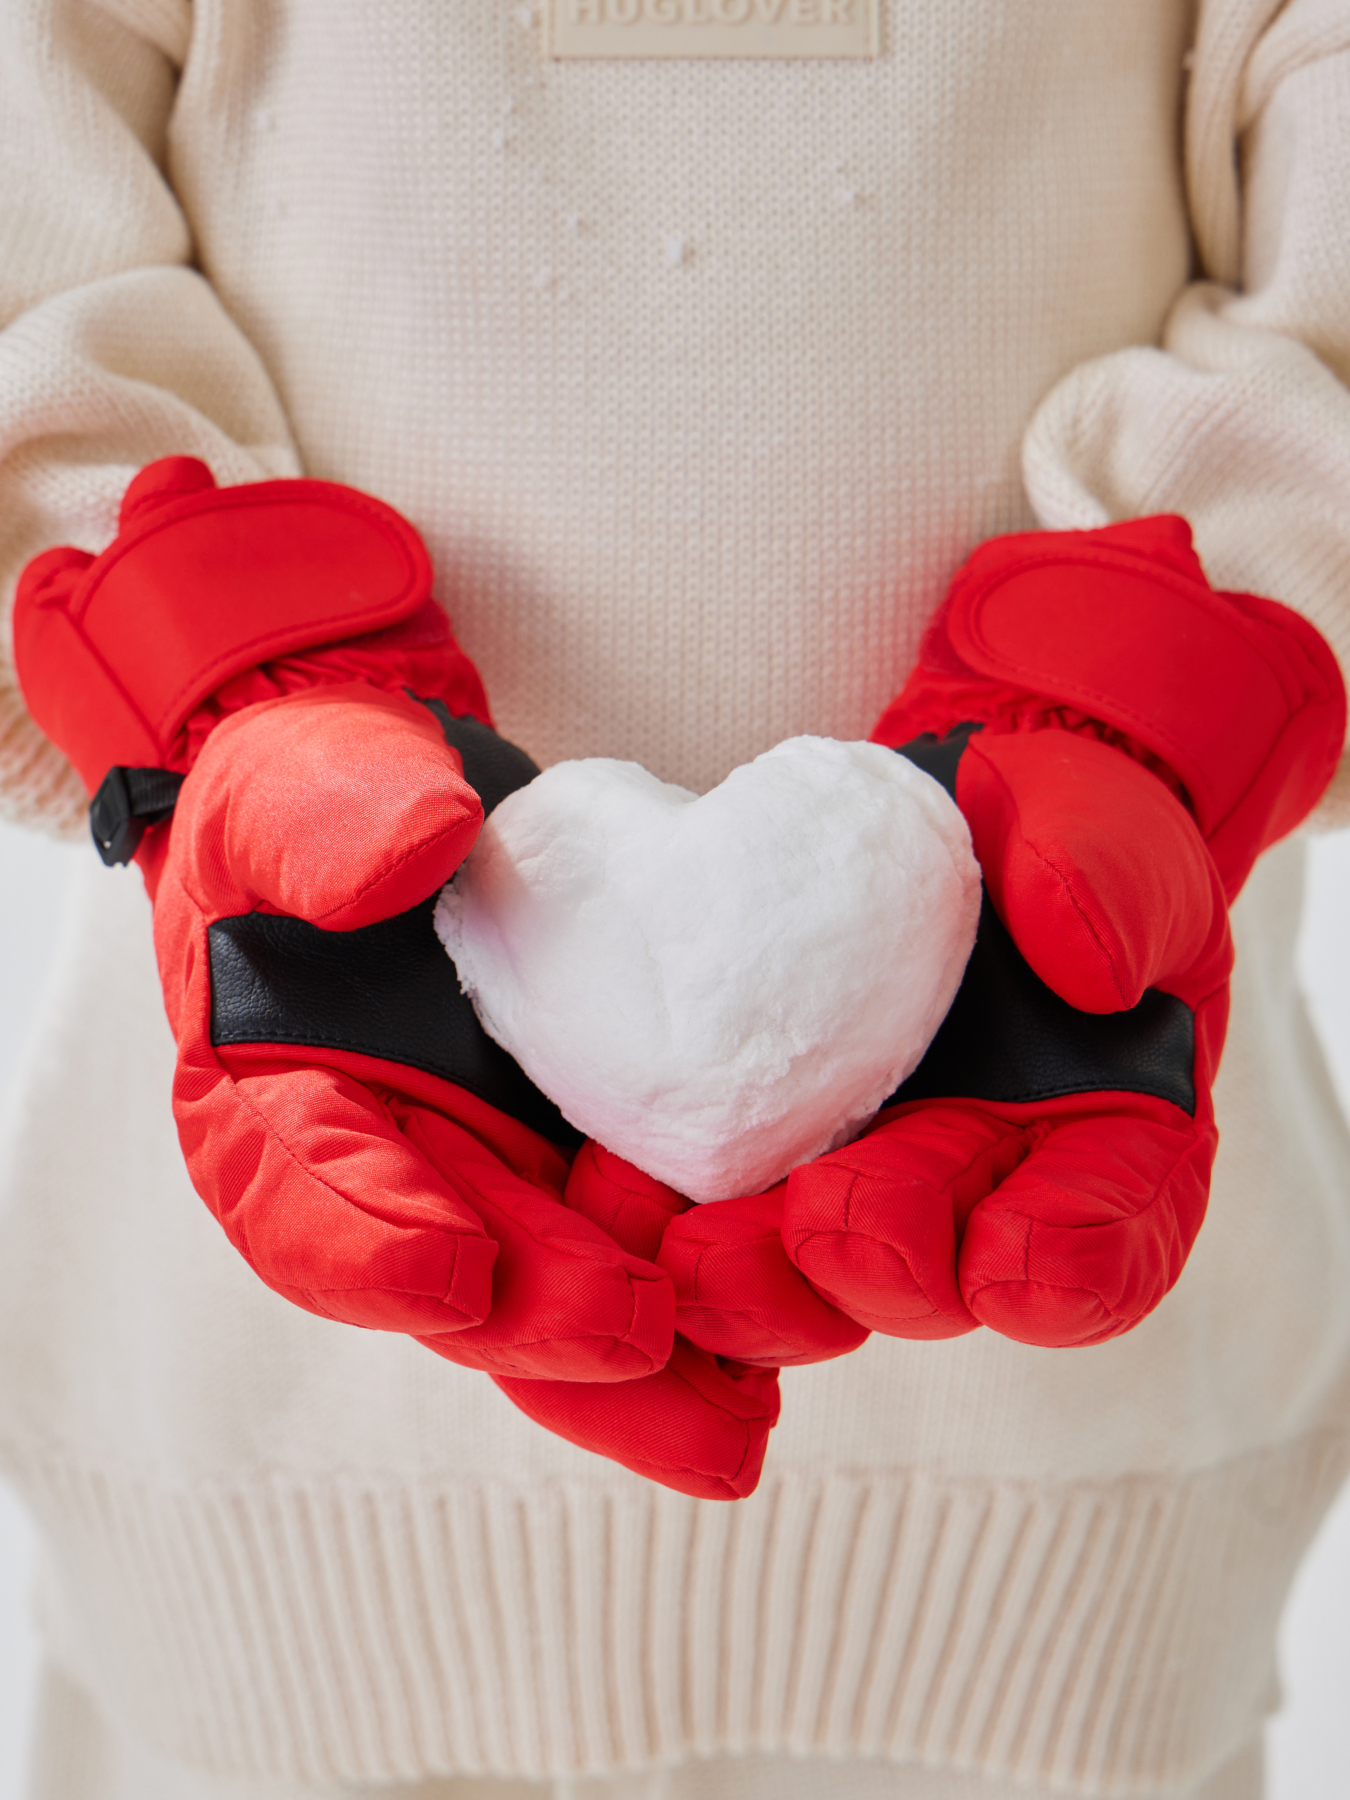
[
  {"xmin": 508, "ymin": 1142, "xmax": 779, "ymax": 1499},
  {"xmin": 13, "ymin": 457, "xmax": 776, "ymax": 1498},
  {"xmin": 657, "ymin": 516, "xmax": 1345, "ymax": 1357}
]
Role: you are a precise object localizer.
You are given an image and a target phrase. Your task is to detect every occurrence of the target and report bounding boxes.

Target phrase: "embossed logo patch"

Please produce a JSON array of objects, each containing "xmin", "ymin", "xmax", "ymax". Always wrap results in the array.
[{"xmin": 543, "ymin": 0, "xmax": 878, "ymax": 60}]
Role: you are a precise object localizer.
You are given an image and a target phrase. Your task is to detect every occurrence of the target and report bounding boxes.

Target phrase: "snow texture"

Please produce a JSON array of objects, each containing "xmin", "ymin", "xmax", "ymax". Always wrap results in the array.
[{"xmin": 435, "ymin": 737, "xmax": 981, "ymax": 1203}]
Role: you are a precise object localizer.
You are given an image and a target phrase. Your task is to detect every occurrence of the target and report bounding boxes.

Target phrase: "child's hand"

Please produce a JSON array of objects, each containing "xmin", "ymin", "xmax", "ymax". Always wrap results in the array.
[{"xmin": 660, "ymin": 517, "xmax": 1344, "ymax": 1353}]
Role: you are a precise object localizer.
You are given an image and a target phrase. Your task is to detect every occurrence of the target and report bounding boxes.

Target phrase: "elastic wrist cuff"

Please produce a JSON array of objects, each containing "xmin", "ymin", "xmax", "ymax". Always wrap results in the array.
[
  {"xmin": 15, "ymin": 465, "xmax": 435, "ymax": 792},
  {"xmin": 889, "ymin": 518, "xmax": 1347, "ymax": 894}
]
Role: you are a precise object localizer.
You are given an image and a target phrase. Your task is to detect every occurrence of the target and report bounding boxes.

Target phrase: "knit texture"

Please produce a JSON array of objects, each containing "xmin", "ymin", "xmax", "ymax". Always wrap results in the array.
[
  {"xmin": 23, "ymin": 1670, "xmax": 1268, "ymax": 1800},
  {"xmin": 12, "ymin": 0, "xmax": 1340, "ymax": 817},
  {"xmin": 20, "ymin": 1436, "xmax": 1346, "ymax": 1788},
  {"xmin": 2, "ymin": 0, "xmax": 1350, "ymax": 1791}
]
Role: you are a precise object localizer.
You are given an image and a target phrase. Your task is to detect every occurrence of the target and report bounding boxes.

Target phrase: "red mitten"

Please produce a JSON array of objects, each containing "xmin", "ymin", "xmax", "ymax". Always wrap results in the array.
[
  {"xmin": 564, "ymin": 1140, "xmax": 860, "ymax": 1369},
  {"xmin": 503, "ymin": 1142, "xmax": 781, "ymax": 1500},
  {"xmin": 14, "ymin": 457, "xmax": 675, "ymax": 1382},
  {"xmin": 662, "ymin": 516, "xmax": 1345, "ymax": 1355}
]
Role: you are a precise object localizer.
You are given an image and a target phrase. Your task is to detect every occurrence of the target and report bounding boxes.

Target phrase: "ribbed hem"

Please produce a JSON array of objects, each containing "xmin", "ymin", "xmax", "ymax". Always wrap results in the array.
[{"xmin": 14, "ymin": 1431, "xmax": 1348, "ymax": 1793}]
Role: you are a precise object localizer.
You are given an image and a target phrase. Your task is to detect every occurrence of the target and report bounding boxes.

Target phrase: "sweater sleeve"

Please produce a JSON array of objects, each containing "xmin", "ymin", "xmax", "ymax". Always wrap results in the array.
[
  {"xmin": 1022, "ymin": 0, "xmax": 1350, "ymax": 826},
  {"xmin": 0, "ymin": 0, "xmax": 300, "ymax": 836}
]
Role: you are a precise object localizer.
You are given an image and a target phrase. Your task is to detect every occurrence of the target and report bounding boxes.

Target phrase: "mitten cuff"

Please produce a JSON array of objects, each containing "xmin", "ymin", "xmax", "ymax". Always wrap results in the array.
[
  {"xmin": 14, "ymin": 458, "xmax": 488, "ymax": 791},
  {"xmin": 872, "ymin": 516, "xmax": 1346, "ymax": 896}
]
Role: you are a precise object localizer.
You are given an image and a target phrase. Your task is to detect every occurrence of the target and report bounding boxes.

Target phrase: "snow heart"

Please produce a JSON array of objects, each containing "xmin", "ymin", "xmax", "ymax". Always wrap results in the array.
[{"xmin": 434, "ymin": 738, "xmax": 981, "ymax": 1203}]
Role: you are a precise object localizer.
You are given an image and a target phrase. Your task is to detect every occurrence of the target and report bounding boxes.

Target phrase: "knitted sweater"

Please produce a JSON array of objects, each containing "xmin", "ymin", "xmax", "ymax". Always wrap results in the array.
[{"xmin": 2, "ymin": 0, "xmax": 1350, "ymax": 1790}]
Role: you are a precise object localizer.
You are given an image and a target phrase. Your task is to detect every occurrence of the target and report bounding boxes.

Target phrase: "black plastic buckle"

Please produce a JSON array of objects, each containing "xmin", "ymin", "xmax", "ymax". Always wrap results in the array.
[{"xmin": 89, "ymin": 766, "xmax": 186, "ymax": 867}]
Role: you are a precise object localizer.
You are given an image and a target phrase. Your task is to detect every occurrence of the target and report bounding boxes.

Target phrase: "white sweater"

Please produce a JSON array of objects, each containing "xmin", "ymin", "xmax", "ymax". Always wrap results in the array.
[{"xmin": 2, "ymin": 0, "xmax": 1350, "ymax": 1790}]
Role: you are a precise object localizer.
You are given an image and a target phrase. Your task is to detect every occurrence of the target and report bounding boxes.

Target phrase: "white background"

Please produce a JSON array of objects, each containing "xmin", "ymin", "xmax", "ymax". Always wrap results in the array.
[{"xmin": 0, "ymin": 819, "xmax": 1347, "ymax": 1795}]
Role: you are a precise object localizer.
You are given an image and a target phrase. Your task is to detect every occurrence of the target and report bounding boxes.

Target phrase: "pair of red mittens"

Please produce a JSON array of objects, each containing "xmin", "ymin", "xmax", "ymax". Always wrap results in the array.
[{"xmin": 17, "ymin": 469, "xmax": 1343, "ymax": 1498}]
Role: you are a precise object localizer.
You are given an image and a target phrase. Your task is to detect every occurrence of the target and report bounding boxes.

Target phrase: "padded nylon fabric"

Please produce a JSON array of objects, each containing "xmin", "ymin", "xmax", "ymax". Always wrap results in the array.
[
  {"xmin": 152, "ymin": 688, "xmax": 679, "ymax": 1377},
  {"xmin": 659, "ymin": 518, "xmax": 1339, "ymax": 1358},
  {"xmin": 870, "ymin": 515, "xmax": 1346, "ymax": 900},
  {"xmin": 495, "ymin": 1340, "xmax": 781, "ymax": 1502},
  {"xmin": 12, "ymin": 458, "xmax": 486, "ymax": 789},
  {"xmin": 565, "ymin": 1143, "xmax": 866, "ymax": 1370},
  {"xmin": 13, "ymin": 461, "xmax": 782, "ymax": 1501},
  {"xmin": 956, "ymin": 732, "xmax": 1220, "ymax": 1015},
  {"xmin": 500, "ymin": 1143, "xmax": 781, "ymax": 1499}
]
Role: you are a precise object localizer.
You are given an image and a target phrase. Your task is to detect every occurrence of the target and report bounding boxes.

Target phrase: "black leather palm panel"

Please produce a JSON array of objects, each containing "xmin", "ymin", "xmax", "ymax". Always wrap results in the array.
[
  {"xmin": 209, "ymin": 898, "xmax": 582, "ymax": 1146},
  {"xmin": 886, "ymin": 894, "xmax": 1196, "ymax": 1112},
  {"xmin": 208, "ymin": 705, "xmax": 581, "ymax": 1147},
  {"xmin": 887, "ymin": 730, "xmax": 1197, "ymax": 1116}
]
